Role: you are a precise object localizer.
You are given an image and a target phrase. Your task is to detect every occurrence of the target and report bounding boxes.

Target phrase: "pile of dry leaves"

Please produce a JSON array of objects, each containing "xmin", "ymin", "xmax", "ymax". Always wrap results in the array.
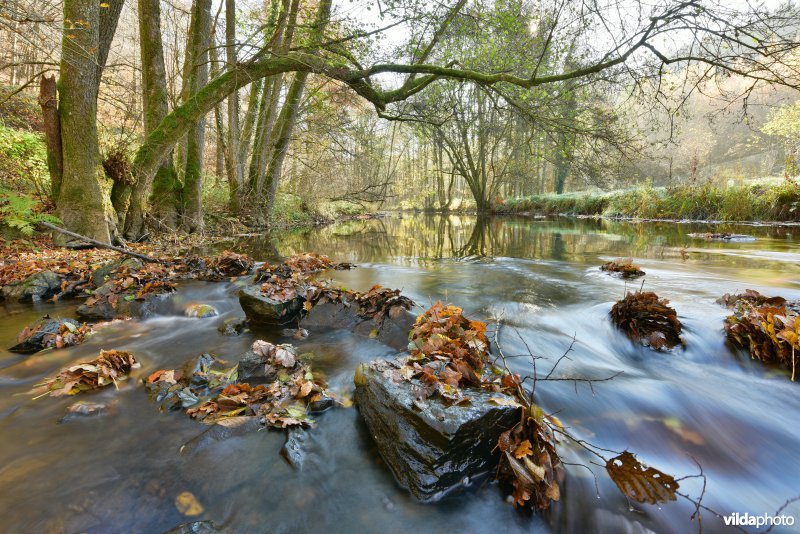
[
  {"xmin": 146, "ymin": 341, "xmax": 330, "ymax": 428},
  {"xmin": 81, "ymin": 262, "xmax": 177, "ymax": 315},
  {"xmin": 34, "ymin": 350, "xmax": 139, "ymax": 397},
  {"xmin": 497, "ymin": 405, "xmax": 564, "ymax": 509},
  {"xmin": 253, "ymin": 253, "xmax": 412, "ymax": 324},
  {"xmin": 718, "ymin": 289, "xmax": 799, "ymax": 380},
  {"xmin": 611, "ymin": 291, "xmax": 683, "ymax": 350},
  {"xmin": 184, "ymin": 250, "xmax": 254, "ymax": 281},
  {"xmin": 600, "ymin": 258, "xmax": 645, "ymax": 278},
  {"xmin": 253, "ymin": 252, "xmax": 352, "ymax": 283}
]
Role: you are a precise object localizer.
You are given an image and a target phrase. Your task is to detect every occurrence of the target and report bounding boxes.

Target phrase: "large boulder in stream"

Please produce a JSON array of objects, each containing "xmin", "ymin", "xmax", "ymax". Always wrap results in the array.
[
  {"xmin": 0, "ymin": 270, "xmax": 62, "ymax": 302},
  {"xmin": 354, "ymin": 359, "xmax": 520, "ymax": 502},
  {"xmin": 238, "ymin": 285, "xmax": 305, "ymax": 326}
]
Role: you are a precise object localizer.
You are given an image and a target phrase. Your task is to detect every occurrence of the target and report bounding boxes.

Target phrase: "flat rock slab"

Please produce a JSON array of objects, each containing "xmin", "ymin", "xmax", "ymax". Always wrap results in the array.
[{"xmin": 354, "ymin": 359, "xmax": 520, "ymax": 502}]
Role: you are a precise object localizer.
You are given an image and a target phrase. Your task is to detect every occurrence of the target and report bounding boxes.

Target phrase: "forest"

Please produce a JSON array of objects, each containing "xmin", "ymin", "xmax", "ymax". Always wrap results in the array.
[
  {"xmin": 2, "ymin": 0, "xmax": 800, "ymax": 239},
  {"xmin": 1, "ymin": 1, "xmax": 800, "ymax": 533}
]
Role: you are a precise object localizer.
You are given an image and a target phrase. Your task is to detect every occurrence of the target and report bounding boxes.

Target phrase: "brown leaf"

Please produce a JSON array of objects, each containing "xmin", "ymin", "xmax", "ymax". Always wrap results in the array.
[
  {"xmin": 606, "ymin": 451, "xmax": 679, "ymax": 505},
  {"xmin": 513, "ymin": 439, "xmax": 533, "ymax": 459}
]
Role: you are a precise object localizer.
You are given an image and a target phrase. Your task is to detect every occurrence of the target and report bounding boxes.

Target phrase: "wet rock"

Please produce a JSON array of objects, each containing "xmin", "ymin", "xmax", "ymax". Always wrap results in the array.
[
  {"xmin": 179, "ymin": 417, "xmax": 263, "ymax": 455},
  {"xmin": 60, "ymin": 400, "xmax": 111, "ymax": 422},
  {"xmin": 300, "ymin": 301, "xmax": 416, "ymax": 352},
  {"xmin": 66, "ymin": 400, "xmax": 108, "ymax": 416},
  {"xmin": 354, "ymin": 359, "xmax": 520, "ymax": 502},
  {"xmin": 76, "ymin": 280, "xmax": 174, "ymax": 321},
  {"xmin": 184, "ymin": 304, "xmax": 218, "ymax": 318},
  {"xmin": 236, "ymin": 349, "xmax": 275, "ymax": 382},
  {"xmin": 162, "ymin": 520, "xmax": 219, "ymax": 534},
  {"xmin": 90, "ymin": 258, "xmax": 144, "ymax": 286},
  {"xmin": 9, "ymin": 316, "xmax": 82, "ymax": 353},
  {"xmin": 145, "ymin": 353, "xmax": 220, "ymax": 411},
  {"xmin": 0, "ymin": 270, "xmax": 62, "ymax": 302},
  {"xmin": 238, "ymin": 284, "xmax": 305, "ymax": 326},
  {"xmin": 218, "ymin": 317, "xmax": 249, "ymax": 336},
  {"xmin": 281, "ymin": 427, "xmax": 316, "ymax": 469}
]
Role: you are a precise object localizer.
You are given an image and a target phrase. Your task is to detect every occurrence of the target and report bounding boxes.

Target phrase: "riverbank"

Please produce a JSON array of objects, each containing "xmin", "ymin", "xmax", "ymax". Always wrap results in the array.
[{"xmin": 495, "ymin": 182, "xmax": 800, "ymax": 223}]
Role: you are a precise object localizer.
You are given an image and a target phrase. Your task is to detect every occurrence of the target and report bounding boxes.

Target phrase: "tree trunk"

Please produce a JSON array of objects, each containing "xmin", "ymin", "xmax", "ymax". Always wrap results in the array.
[
  {"xmin": 124, "ymin": 0, "xmax": 180, "ymax": 240},
  {"xmin": 263, "ymin": 71, "xmax": 308, "ymax": 213},
  {"xmin": 225, "ymin": 0, "xmax": 241, "ymax": 207},
  {"xmin": 38, "ymin": 75, "xmax": 62, "ymax": 201},
  {"xmin": 262, "ymin": 0, "xmax": 332, "ymax": 216},
  {"xmin": 182, "ymin": 0, "xmax": 213, "ymax": 233},
  {"xmin": 56, "ymin": 0, "xmax": 113, "ymax": 244}
]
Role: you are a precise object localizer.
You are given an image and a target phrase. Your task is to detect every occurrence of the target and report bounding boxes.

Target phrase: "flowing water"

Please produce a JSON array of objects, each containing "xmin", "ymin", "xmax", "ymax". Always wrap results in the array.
[{"xmin": 1, "ymin": 215, "xmax": 799, "ymax": 534}]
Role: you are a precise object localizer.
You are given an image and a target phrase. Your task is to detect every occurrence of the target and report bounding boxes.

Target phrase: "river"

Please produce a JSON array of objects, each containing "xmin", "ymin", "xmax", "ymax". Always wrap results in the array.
[{"xmin": 1, "ymin": 214, "xmax": 799, "ymax": 533}]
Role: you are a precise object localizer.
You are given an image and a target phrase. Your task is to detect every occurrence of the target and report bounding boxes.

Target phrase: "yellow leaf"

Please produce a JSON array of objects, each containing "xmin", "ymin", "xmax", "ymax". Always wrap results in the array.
[
  {"xmin": 175, "ymin": 491, "xmax": 204, "ymax": 516},
  {"xmin": 488, "ymin": 396, "xmax": 521, "ymax": 407},
  {"xmin": 100, "ymin": 2, "xmax": 110, "ymax": 7}
]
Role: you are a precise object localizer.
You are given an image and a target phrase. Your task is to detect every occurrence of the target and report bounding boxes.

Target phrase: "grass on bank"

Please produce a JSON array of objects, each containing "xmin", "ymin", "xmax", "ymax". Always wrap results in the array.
[{"xmin": 499, "ymin": 181, "xmax": 800, "ymax": 222}]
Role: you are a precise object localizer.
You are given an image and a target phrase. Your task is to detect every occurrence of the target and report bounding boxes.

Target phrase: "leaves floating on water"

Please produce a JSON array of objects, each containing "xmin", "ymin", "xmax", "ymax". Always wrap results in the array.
[
  {"xmin": 610, "ymin": 291, "xmax": 683, "ymax": 350},
  {"xmin": 600, "ymin": 258, "xmax": 645, "ymax": 278},
  {"xmin": 35, "ymin": 350, "xmax": 139, "ymax": 397},
  {"xmin": 606, "ymin": 451, "xmax": 679, "ymax": 505}
]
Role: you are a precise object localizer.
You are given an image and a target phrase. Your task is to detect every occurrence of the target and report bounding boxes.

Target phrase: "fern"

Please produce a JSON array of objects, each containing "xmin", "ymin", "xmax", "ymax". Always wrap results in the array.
[{"xmin": 0, "ymin": 187, "xmax": 61, "ymax": 236}]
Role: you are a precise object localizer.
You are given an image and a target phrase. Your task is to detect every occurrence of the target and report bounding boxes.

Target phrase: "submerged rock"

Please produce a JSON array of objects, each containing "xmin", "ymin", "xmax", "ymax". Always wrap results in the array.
[
  {"xmin": 162, "ymin": 520, "xmax": 219, "ymax": 534},
  {"xmin": 10, "ymin": 316, "xmax": 88, "ymax": 354},
  {"xmin": 689, "ymin": 232, "xmax": 755, "ymax": 242},
  {"xmin": 0, "ymin": 270, "xmax": 62, "ymax": 302},
  {"xmin": 354, "ymin": 359, "xmax": 520, "ymax": 502},
  {"xmin": 218, "ymin": 317, "xmax": 249, "ymax": 336},
  {"xmin": 301, "ymin": 300, "xmax": 416, "ymax": 352},
  {"xmin": 184, "ymin": 304, "xmax": 218, "ymax": 318}
]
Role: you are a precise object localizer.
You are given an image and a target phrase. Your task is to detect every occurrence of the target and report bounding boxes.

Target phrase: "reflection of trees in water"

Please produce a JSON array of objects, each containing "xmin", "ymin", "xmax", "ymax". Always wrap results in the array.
[{"xmin": 241, "ymin": 214, "xmax": 800, "ymax": 266}]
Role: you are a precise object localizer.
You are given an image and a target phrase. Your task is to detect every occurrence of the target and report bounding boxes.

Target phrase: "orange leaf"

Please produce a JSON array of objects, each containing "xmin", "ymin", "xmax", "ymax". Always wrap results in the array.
[{"xmin": 513, "ymin": 439, "xmax": 533, "ymax": 459}]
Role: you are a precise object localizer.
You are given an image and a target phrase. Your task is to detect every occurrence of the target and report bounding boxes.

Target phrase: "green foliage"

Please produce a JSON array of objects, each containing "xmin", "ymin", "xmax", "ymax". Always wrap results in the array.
[
  {"xmin": 500, "ymin": 181, "xmax": 800, "ymax": 222},
  {"xmin": 0, "ymin": 124, "xmax": 51, "ymax": 196},
  {"xmin": 0, "ymin": 187, "xmax": 61, "ymax": 236},
  {"xmin": 762, "ymin": 101, "xmax": 800, "ymax": 140},
  {"xmin": 271, "ymin": 193, "xmax": 314, "ymax": 228}
]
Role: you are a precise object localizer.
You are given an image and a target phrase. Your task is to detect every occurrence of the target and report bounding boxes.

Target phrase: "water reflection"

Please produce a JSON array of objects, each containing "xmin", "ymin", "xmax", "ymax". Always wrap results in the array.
[{"xmin": 1, "ymin": 214, "xmax": 800, "ymax": 533}]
